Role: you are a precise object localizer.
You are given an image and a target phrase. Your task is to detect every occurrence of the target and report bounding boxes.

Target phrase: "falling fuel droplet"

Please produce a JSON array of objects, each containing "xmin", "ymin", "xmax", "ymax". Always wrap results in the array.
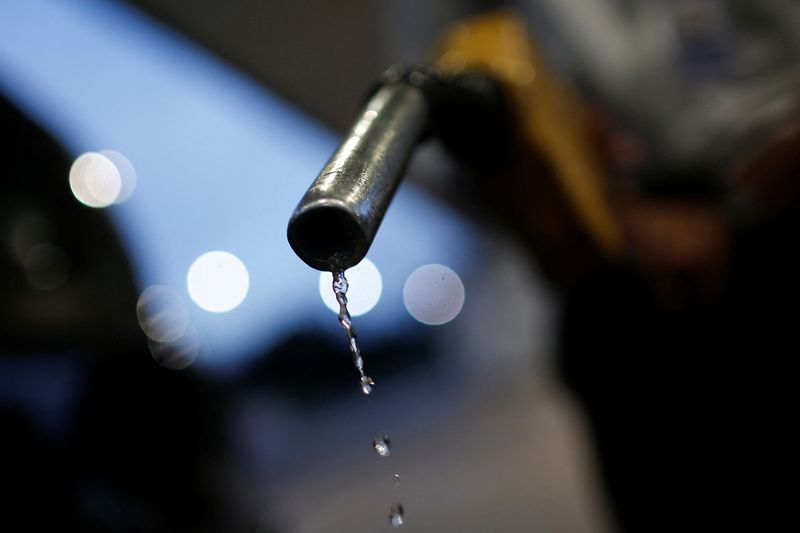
[
  {"xmin": 389, "ymin": 503, "xmax": 404, "ymax": 528},
  {"xmin": 361, "ymin": 375, "xmax": 375, "ymax": 395},
  {"xmin": 373, "ymin": 434, "xmax": 391, "ymax": 457},
  {"xmin": 331, "ymin": 272, "xmax": 398, "ymax": 525},
  {"xmin": 332, "ymin": 271, "xmax": 374, "ymax": 395}
]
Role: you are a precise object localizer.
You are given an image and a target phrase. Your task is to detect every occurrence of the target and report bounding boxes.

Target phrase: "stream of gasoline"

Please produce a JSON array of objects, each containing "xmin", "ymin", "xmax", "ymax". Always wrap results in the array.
[
  {"xmin": 332, "ymin": 271, "xmax": 374, "ymax": 394},
  {"xmin": 332, "ymin": 271, "xmax": 403, "ymax": 527}
]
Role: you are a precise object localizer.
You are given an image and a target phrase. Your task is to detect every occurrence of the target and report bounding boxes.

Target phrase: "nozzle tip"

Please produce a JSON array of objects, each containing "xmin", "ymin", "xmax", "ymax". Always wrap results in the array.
[{"xmin": 287, "ymin": 200, "xmax": 369, "ymax": 271}]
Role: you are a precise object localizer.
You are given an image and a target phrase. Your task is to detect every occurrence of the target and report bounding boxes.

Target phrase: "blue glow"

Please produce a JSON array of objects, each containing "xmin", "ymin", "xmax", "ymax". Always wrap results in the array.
[{"xmin": 0, "ymin": 0, "xmax": 476, "ymax": 368}]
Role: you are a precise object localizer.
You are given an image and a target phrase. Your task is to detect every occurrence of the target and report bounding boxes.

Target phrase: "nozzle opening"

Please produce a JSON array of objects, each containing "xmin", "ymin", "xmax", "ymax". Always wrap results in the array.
[{"xmin": 287, "ymin": 202, "xmax": 369, "ymax": 271}]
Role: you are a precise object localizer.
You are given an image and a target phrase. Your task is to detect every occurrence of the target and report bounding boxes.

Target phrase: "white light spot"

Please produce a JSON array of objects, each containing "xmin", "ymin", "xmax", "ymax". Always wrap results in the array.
[
  {"xmin": 403, "ymin": 264, "xmax": 465, "ymax": 325},
  {"xmin": 69, "ymin": 152, "xmax": 122, "ymax": 208},
  {"xmin": 319, "ymin": 258, "xmax": 382, "ymax": 316},
  {"xmin": 136, "ymin": 285, "xmax": 189, "ymax": 342},
  {"xmin": 99, "ymin": 149, "xmax": 137, "ymax": 203},
  {"xmin": 187, "ymin": 251, "xmax": 249, "ymax": 313}
]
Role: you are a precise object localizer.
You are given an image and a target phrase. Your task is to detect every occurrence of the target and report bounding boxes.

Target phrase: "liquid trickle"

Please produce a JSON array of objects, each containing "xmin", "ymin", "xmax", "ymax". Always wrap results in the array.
[
  {"xmin": 332, "ymin": 271, "xmax": 374, "ymax": 395},
  {"xmin": 389, "ymin": 503, "xmax": 404, "ymax": 528},
  {"xmin": 373, "ymin": 434, "xmax": 391, "ymax": 457},
  {"xmin": 332, "ymin": 271, "xmax": 401, "ymax": 526},
  {"xmin": 360, "ymin": 375, "xmax": 375, "ymax": 395}
]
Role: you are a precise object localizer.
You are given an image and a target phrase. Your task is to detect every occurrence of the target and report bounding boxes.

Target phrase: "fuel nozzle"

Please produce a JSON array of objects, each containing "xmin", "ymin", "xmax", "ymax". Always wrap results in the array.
[{"xmin": 287, "ymin": 66, "xmax": 511, "ymax": 271}]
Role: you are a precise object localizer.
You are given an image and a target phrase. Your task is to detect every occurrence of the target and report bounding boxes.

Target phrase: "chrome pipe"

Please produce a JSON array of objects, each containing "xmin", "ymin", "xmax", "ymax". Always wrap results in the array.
[{"xmin": 287, "ymin": 81, "xmax": 429, "ymax": 271}]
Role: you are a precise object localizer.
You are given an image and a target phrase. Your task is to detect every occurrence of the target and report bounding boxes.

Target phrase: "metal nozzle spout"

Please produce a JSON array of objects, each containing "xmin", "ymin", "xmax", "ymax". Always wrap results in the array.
[{"xmin": 287, "ymin": 81, "xmax": 429, "ymax": 271}]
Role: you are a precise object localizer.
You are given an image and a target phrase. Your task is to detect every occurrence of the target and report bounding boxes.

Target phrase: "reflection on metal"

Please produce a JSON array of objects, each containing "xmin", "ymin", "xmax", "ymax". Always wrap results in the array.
[{"xmin": 287, "ymin": 82, "xmax": 429, "ymax": 271}]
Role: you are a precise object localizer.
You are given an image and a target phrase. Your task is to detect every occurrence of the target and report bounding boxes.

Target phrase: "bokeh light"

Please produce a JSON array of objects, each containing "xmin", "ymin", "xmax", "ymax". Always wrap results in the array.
[
  {"xmin": 148, "ymin": 326, "xmax": 199, "ymax": 370},
  {"xmin": 23, "ymin": 243, "xmax": 70, "ymax": 290},
  {"xmin": 69, "ymin": 152, "xmax": 122, "ymax": 208},
  {"xmin": 187, "ymin": 251, "xmax": 250, "ymax": 313},
  {"xmin": 136, "ymin": 285, "xmax": 190, "ymax": 343},
  {"xmin": 99, "ymin": 149, "xmax": 137, "ymax": 203},
  {"xmin": 68, "ymin": 150, "xmax": 136, "ymax": 207},
  {"xmin": 9, "ymin": 211, "xmax": 52, "ymax": 264},
  {"xmin": 403, "ymin": 264, "xmax": 466, "ymax": 325},
  {"xmin": 318, "ymin": 258, "xmax": 382, "ymax": 316}
]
